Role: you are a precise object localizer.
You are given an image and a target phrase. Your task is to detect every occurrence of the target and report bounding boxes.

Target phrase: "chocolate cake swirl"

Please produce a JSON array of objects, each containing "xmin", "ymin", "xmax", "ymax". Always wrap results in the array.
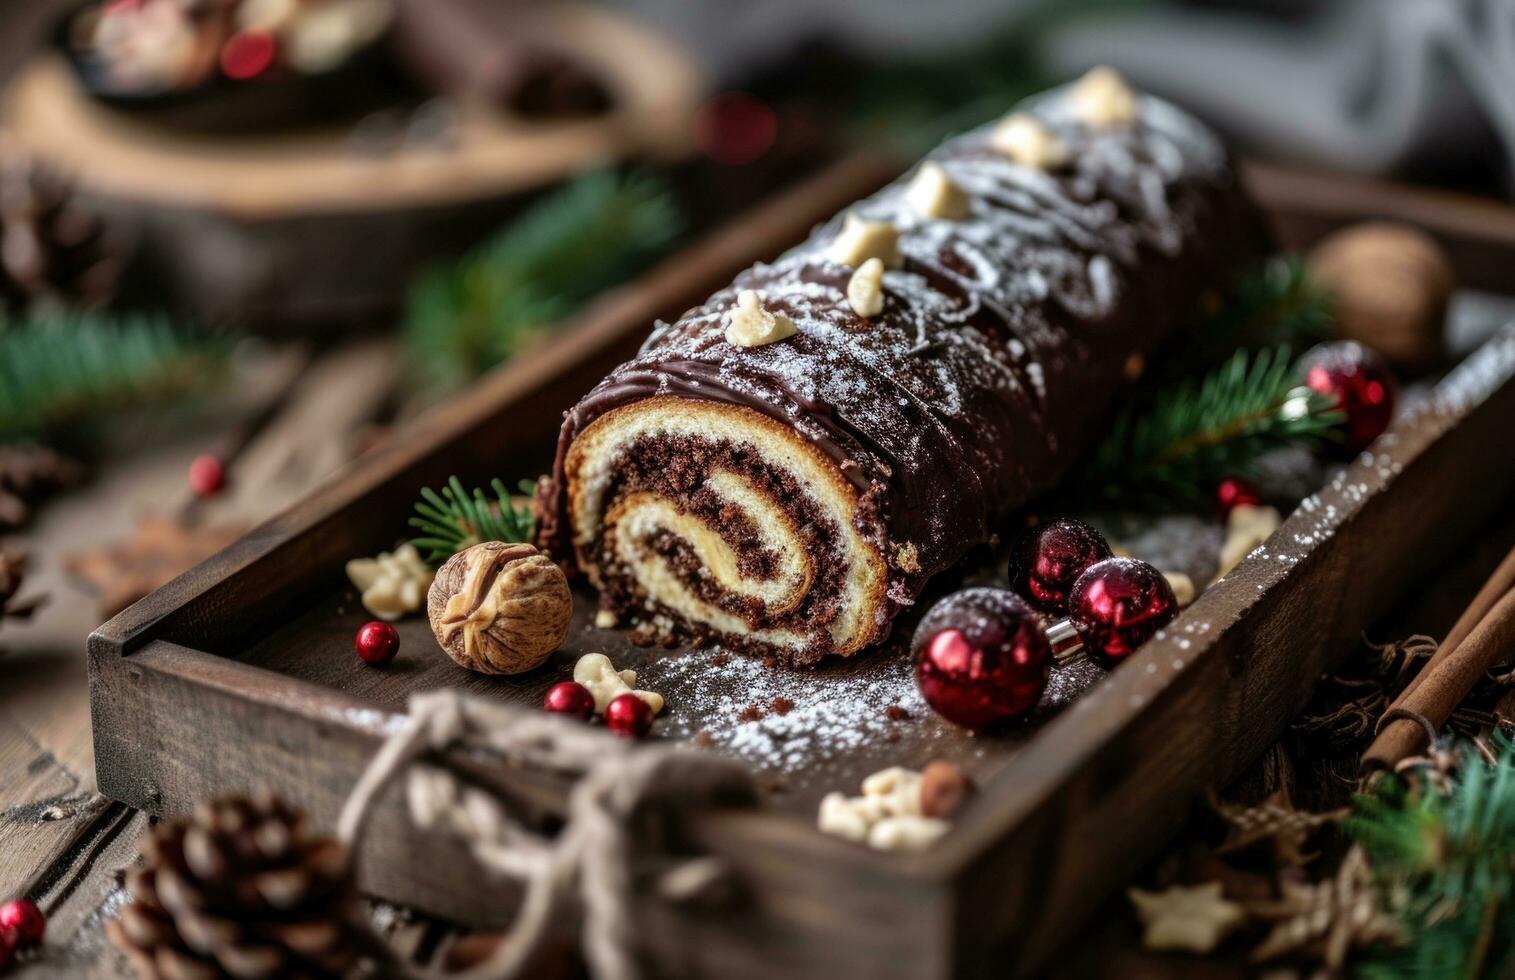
[{"xmin": 540, "ymin": 76, "xmax": 1269, "ymax": 664}]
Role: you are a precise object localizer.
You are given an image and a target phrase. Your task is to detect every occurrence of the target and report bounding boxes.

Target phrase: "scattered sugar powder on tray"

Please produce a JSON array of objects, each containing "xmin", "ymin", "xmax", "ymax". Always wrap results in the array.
[{"xmin": 652, "ymin": 646, "xmax": 941, "ymax": 774}]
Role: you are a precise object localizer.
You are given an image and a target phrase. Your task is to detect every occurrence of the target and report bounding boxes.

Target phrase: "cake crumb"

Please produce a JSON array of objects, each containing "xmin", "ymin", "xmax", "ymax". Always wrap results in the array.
[
  {"xmin": 885, "ymin": 705, "xmax": 911, "ymax": 722},
  {"xmin": 694, "ymin": 730, "xmax": 714, "ymax": 749},
  {"xmin": 710, "ymin": 652, "xmax": 732, "ymax": 667},
  {"xmin": 770, "ymin": 696, "xmax": 795, "ymax": 716},
  {"xmin": 738, "ymin": 704, "xmax": 766, "ymax": 723}
]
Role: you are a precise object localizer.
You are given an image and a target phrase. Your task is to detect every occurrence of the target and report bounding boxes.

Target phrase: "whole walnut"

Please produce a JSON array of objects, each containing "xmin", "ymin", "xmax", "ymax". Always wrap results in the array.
[
  {"xmin": 427, "ymin": 541, "xmax": 572, "ymax": 675},
  {"xmin": 1310, "ymin": 222, "xmax": 1454, "ymax": 373}
]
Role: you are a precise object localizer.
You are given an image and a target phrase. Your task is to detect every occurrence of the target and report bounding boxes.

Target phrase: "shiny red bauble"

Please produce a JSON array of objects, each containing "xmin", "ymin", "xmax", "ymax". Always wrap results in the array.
[
  {"xmin": 354, "ymin": 621, "xmax": 399, "ymax": 666},
  {"xmin": 543, "ymin": 681, "xmax": 596, "ymax": 722},
  {"xmin": 0, "ymin": 899, "xmax": 43, "ymax": 946},
  {"xmin": 913, "ymin": 588, "xmax": 1052, "ymax": 730},
  {"xmin": 1215, "ymin": 476, "xmax": 1261, "ymax": 516},
  {"xmin": 187, "ymin": 453, "xmax": 226, "ymax": 497},
  {"xmin": 1067, "ymin": 558, "xmax": 1177, "ymax": 667},
  {"xmin": 604, "ymin": 693, "xmax": 653, "ymax": 739},
  {"xmin": 1301, "ymin": 341, "xmax": 1397, "ymax": 455},
  {"xmin": 1008, "ymin": 518, "xmax": 1113, "ymax": 614}
]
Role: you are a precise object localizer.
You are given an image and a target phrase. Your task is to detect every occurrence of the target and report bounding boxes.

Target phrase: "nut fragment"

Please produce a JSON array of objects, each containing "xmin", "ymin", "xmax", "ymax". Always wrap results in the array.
[
  {"xmin": 846, "ymin": 257, "xmax": 885, "ymax": 318},
  {"xmin": 827, "ymin": 212, "xmax": 902, "ymax": 269},
  {"xmin": 990, "ymin": 113, "xmax": 1068, "ymax": 170},
  {"xmin": 573, "ymin": 652, "xmax": 663, "ymax": 715},
  {"xmin": 1214, "ymin": 504, "xmax": 1282, "ymax": 582},
  {"xmin": 426, "ymin": 541, "xmax": 571, "ymax": 674},
  {"xmin": 1069, "ymin": 65, "xmax": 1139, "ymax": 127},
  {"xmin": 346, "ymin": 543, "xmax": 435, "ymax": 621},
  {"xmin": 906, "ymin": 162, "xmax": 969, "ymax": 220},
  {"xmin": 725, "ymin": 290, "xmax": 797, "ymax": 348},
  {"xmin": 919, "ymin": 760, "xmax": 975, "ymax": 819}
]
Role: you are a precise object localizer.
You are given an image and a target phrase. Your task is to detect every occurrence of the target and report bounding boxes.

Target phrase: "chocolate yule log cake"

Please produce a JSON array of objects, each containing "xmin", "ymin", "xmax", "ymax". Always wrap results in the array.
[{"xmin": 539, "ymin": 69, "xmax": 1269, "ymax": 664}]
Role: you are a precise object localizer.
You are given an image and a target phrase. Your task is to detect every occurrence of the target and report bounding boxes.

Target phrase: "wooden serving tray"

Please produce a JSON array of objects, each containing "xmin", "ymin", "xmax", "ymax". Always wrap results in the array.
[{"xmin": 89, "ymin": 157, "xmax": 1515, "ymax": 978}]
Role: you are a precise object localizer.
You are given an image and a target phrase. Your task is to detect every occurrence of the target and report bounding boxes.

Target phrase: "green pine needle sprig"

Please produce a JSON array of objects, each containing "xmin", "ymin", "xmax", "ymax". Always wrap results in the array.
[
  {"xmin": 1351, "ymin": 738, "xmax": 1515, "ymax": 979},
  {"xmin": 0, "ymin": 311, "xmax": 228, "ymax": 443},
  {"xmin": 408, "ymin": 476, "xmax": 536, "ymax": 566},
  {"xmin": 1178, "ymin": 256, "xmax": 1334, "ymax": 373},
  {"xmin": 1076, "ymin": 346, "xmax": 1342, "ymax": 509},
  {"xmin": 404, "ymin": 169, "xmax": 681, "ymax": 392}
]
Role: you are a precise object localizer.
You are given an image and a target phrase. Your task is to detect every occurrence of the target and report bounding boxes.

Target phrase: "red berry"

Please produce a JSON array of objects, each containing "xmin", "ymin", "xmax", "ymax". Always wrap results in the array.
[
  {"xmin": 1215, "ymin": 476, "xmax": 1261, "ymax": 516},
  {"xmin": 604, "ymin": 693, "xmax": 653, "ymax": 739},
  {"xmin": 354, "ymin": 621, "xmax": 399, "ymax": 666},
  {"xmin": 221, "ymin": 30, "xmax": 277, "ymax": 80},
  {"xmin": 1301, "ymin": 341, "xmax": 1397, "ymax": 455},
  {"xmin": 1067, "ymin": 558, "xmax": 1177, "ymax": 667},
  {"xmin": 1009, "ymin": 518, "xmax": 1113, "ymax": 614},
  {"xmin": 0, "ymin": 900, "xmax": 43, "ymax": 946},
  {"xmin": 696, "ymin": 92, "xmax": 777, "ymax": 165},
  {"xmin": 187, "ymin": 453, "xmax": 226, "ymax": 497},
  {"xmin": 912, "ymin": 588, "xmax": 1051, "ymax": 730},
  {"xmin": 543, "ymin": 681, "xmax": 595, "ymax": 721}
]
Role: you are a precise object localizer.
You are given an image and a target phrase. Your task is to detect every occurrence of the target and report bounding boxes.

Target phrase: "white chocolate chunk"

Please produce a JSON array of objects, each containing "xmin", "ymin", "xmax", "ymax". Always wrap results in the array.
[
  {"xmin": 1214, "ymin": 504, "xmax": 1282, "ymax": 582},
  {"xmin": 593, "ymin": 609, "xmax": 618, "ymax": 629},
  {"xmin": 345, "ymin": 543, "xmax": 434, "ymax": 621},
  {"xmin": 846, "ymin": 258, "xmax": 885, "ymax": 318},
  {"xmin": 725, "ymin": 290, "xmax": 797, "ymax": 348},
  {"xmin": 572, "ymin": 653, "xmax": 664, "ymax": 715},
  {"xmin": 1163, "ymin": 570, "xmax": 1196, "ymax": 608},
  {"xmin": 867, "ymin": 815, "xmax": 951, "ymax": 852},
  {"xmin": 989, "ymin": 113, "xmax": 1067, "ymax": 170},
  {"xmin": 860, "ymin": 766, "xmax": 924, "ymax": 817},
  {"xmin": 817, "ymin": 792, "xmax": 871, "ymax": 842},
  {"xmin": 1070, "ymin": 65, "xmax": 1138, "ymax": 127},
  {"xmin": 906, "ymin": 162, "xmax": 969, "ymax": 220},
  {"xmin": 827, "ymin": 212, "xmax": 902, "ymax": 269}
]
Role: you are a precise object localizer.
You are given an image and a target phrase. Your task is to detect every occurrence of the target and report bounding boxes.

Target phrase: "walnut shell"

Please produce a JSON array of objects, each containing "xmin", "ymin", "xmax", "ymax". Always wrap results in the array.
[
  {"xmin": 426, "ymin": 542, "xmax": 572, "ymax": 675},
  {"xmin": 1310, "ymin": 222, "xmax": 1454, "ymax": 373}
]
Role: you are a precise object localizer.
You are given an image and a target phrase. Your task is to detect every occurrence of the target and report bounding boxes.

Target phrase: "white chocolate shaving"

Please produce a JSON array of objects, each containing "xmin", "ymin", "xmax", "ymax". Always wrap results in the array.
[
  {"xmin": 725, "ymin": 290, "xmax": 797, "ymax": 348},
  {"xmin": 1070, "ymin": 65, "xmax": 1139, "ymax": 127},
  {"xmin": 989, "ymin": 113, "xmax": 1068, "ymax": 170},
  {"xmin": 906, "ymin": 162, "xmax": 969, "ymax": 220},
  {"xmin": 573, "ymin": 653, "xmax": 664, "ymax": 715},
  {"xmin": 816, "ymin": 765, "xmax": 950, "ymax": 852},
  {"xmin": 846, "ymin": 258, "xmax": 885, "ymax": 318},
  {"xmin": 345, "ymin": 543, "xmax": 434, "ymax": 621},
  {"xmin": 827, "ymin": 212, "xmax": 902, "ymax": 269}
]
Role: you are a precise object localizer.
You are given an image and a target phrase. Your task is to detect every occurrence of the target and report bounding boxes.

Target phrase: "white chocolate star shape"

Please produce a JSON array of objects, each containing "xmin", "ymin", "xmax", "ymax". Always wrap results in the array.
[
  {"xmin": 1070, "ymin": 66, "xmax": 1139, "ymax": 127},
  {"xmin": 990, "ymin": 113, "xmax": 1068, "ymax": 170},
  {"xmin": 1128, "ymin": 882, "xmax": 1245, "ymax": 954},
  {"xmin": 906, "ymin": 162, "xmax": 970, "ymax": 220}
]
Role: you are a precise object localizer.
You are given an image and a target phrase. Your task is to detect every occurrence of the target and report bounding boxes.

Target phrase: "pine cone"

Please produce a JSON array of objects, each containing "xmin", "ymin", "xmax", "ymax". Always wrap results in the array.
[
  {"xmin": 0, "ymin": 444, "xmax": 81, "ymax": 530},
  {"xmin": 0, "ymin": 160, "xmax": 122, "ymax": 311},
  {"xmin": 0, "ymin": 547, "xmax": 45, "ymax": 629},
  {"xmin": 107, "ymin": 791, "xmax": 363, "ymax": 980}
]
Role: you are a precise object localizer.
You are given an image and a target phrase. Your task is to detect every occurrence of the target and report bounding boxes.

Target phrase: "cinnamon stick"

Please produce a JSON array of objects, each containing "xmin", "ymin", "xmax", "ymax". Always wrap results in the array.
[
  {"xmin": 1362, "ymin": 585, "xmax": 1515, "ymax": 770},
  {"xmin": 1391, "ymin": 543, "xmax": 1515, "ymax": 705}
]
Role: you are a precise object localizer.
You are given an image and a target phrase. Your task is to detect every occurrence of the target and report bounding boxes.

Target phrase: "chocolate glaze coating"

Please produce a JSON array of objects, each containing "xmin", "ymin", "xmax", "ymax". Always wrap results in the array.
[{"xmin": 541, "ymin": 84, "xmax": 1269, "ymax": 648}]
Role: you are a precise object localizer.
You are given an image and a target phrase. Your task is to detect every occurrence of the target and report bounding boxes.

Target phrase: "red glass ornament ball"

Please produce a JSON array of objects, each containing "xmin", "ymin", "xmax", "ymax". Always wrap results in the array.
[
  {"xmin": 1215, "ymin": 476, "xmax": 1261, "ymax": 516},
  {"xmin": 221, "ymin": 30, "xmax": 278, "ymax": 81},
  {"xmin": 1009, "ymin": 518, "xmax": 1113, "ymax": 614},
  {"xmin": 543, "ymin": 681, "xmax": 595, "ymax": 722},
  {"xmin": 1068, "ymin": 558, "xmax": 1177, "ymax": 667},
  {"xmin": 187, "ymin": 453, "xmax": 226, "ymax": 497},
  {"xmin": 354, "ymin": 621, "xmax": 399, "ymax": 666},
  {"xmin": 912, "ymin": 588, "xmax": 1052, "ymax": 730},
  {"xmin": 604, "ymin": 693, "xmax": 653, "ymax": 739},
  {"xmin": 696, "ymin": 91, "xmax": 777, "ymax": 165},
  {"xmin": 1302, "ymin": 341, "xmax": 1397, "ymax": 455},
  {"xmin": 0, "ymin": 899, "xmax": 43, "ymax": 946}
]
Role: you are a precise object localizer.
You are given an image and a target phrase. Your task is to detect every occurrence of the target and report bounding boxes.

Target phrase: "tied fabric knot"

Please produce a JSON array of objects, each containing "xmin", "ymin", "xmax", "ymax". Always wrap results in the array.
[{"xmin": 338, "ymin": 690, "xmax": 758, "ymax": 980}]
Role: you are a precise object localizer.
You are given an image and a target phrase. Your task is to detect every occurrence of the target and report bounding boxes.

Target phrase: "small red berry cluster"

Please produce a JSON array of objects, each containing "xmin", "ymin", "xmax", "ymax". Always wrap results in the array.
[
  {"xmin": 542, "ymin": 681, "xmax": 653, "ymax": 740},
  {"xmin": 913, "ymin": 518, "xmax": 1179, "ymax": 731},
  {"xmin": 0, "ymin": 898, "xmax": 45, "ymax": 970}
]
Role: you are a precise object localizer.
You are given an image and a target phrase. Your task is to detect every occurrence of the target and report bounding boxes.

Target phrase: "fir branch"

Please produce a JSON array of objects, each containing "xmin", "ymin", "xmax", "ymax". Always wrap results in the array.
[
  {"xmin": 1351, "ymin": 738, "xmax": 1515, "ymax": 979},
  {"xmin": 408, "ymin": 475, "xmax": 536, "ymax": 566},
  {"xmin": 0, "ymin": 311, "xmax": 228, "ymax": 443},
  {"xmin": 404, "ymin": 170, "xmax": 680, "ymax": 391},
  {"xmin": 1177, "ymin": 256, "xmax": 1334, "ymax": 374},
  {"xmin": 1075, "ymin": 347, "xmax": 1341, "ymax": 509}
]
